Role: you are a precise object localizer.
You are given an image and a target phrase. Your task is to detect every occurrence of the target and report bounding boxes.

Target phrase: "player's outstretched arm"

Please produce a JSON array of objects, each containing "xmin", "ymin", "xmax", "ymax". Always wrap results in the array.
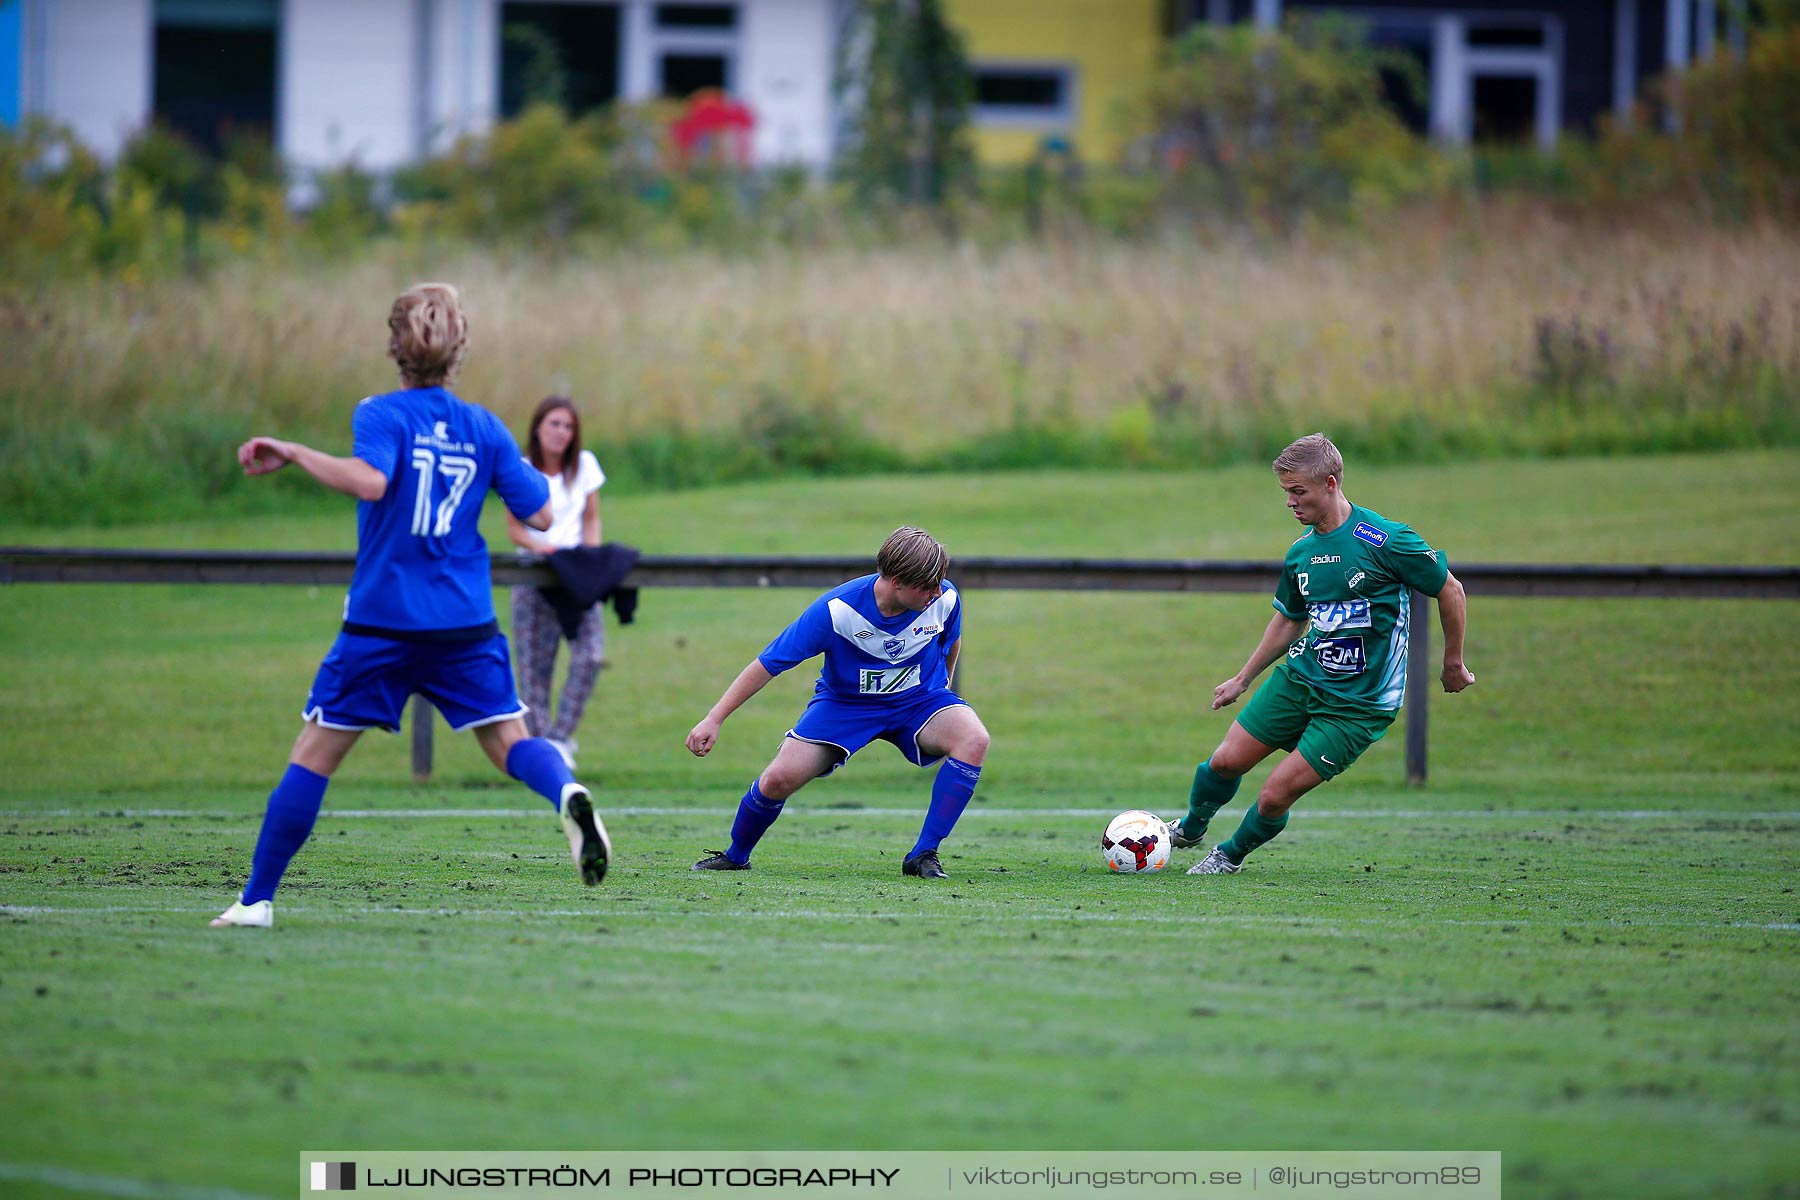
[
  {"xmin": 686, "ymin": 659, "xmax": 776, "ymax": 757},
  {"xmin": 506, "ymin": 510, "xmax": 556, "ymax": 553},
  {"xmin": 237, "ymin": 436, "xmax": 387, "ymax": 501},
  {"xmin": 1435, "ymin": 571, "xmax": 1475, "ymax": 693},
  {"xmin": 1213, "ymin": 612, "xmax": 1308, "ymax": 710}
]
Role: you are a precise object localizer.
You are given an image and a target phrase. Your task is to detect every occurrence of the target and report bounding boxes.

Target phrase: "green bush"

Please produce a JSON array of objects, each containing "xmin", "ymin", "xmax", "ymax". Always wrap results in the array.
[
  {"xmin": 1137, "ymin": 16, "xmax": 1441, "ymax": 229},
  {"xmin": 0, "ymin": 119, "xmax": 107, "ymax": 275},
  {"xmin": 1575, "ymin": 21, "xmax": 1800, "ymax": 219}
]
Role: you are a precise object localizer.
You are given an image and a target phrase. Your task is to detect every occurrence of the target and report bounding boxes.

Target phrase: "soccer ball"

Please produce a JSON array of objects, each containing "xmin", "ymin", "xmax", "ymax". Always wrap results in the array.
[{"xmin": 1101, "ymin": 810, "xmax": 1171, "ymax": 873}]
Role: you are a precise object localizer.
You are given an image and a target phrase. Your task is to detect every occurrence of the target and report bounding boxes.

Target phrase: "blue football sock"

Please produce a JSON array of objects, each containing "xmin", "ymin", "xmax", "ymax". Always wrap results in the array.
[
  {"xmin": 908, "ymin": 756, "xmax": 982, "ymax": 859},
  {"xmin": 506, "ymin": 737, "xmax": 575, "ymax": 810},
  {"xmin": 726, "ymin": 781, "xmax": 785, "ymax": 865},
  {"xmin": 241, "ymin": 763, "xmax": 330, "ymax": 904},
  {"xmin": 723, "ymin": 784, "xmax": 788, "ymax": 867}
]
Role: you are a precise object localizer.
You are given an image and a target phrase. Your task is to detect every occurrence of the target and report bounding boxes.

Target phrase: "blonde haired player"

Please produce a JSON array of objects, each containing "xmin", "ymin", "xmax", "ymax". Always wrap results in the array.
[
  {"xmin": 1170, "ymin": 432, "xmax": 1474, "ymax": 875},
  {"xmin": 211, "ymin": 284, "xmax": 612, "ymax": 928}
]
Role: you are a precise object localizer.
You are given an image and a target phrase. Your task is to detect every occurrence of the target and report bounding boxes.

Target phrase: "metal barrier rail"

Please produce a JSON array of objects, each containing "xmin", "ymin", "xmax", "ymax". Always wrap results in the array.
[
  {"xmin": 6, "ymin": 546, "xmax": 1799, "ymax": 597},
  {"xmin": 6, "ymin": 546, "xmax": 1796, "ymax": 784}
]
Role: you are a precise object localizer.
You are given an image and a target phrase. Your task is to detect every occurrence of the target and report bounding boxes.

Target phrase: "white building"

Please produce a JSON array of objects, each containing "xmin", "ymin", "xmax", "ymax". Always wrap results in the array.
[{"xmin": 3, "ymin": 0, "xmax": 839, "ymax": 170}]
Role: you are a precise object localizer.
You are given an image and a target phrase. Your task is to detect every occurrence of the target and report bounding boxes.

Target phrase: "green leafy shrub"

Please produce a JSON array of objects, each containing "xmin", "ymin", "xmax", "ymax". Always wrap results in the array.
[{"xmin": 1138, "ymin": 16, "xmax": 1440, "ymax": 229}]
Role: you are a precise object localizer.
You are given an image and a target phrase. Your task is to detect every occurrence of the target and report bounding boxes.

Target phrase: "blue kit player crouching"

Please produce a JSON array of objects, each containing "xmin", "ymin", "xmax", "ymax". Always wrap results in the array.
[
  {"xmin": 211, "ymin": 283, "xmax": 611, "ymax": 929},
  {"xmin": 684, "ymin": 526, "xmax": 991, "ymax": 879}
]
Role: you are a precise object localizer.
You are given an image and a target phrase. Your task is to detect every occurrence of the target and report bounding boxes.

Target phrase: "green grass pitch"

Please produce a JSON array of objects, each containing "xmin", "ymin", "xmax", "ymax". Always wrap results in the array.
[{"xmin": 2, "ymin": 453, "xmax": 1797, "ymax": 1200}]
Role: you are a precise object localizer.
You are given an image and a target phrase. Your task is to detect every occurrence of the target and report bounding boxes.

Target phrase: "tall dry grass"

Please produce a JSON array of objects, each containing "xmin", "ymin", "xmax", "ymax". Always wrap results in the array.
[{"xmin": 3, "ymin": 206, "xmax": 1796, "ymax": 523}]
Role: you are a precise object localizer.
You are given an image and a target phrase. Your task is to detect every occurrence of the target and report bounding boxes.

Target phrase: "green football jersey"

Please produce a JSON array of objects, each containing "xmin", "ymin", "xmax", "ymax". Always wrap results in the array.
[{"xmin": 1272, "ymin": 505, "xmax": 1450, "ymax": 712}]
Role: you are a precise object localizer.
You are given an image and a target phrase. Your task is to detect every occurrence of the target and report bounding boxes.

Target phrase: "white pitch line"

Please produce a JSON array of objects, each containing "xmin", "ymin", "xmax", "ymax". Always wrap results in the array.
[
  {"xmin": 4, "ymin": 807, "xmax": 1798, "ymax": 821},
  {"xmin": 0, "ymin": 1162, "xmax": 273, "ymax": 1200},
  {"xmin": 3, "ymin": 903, "xmax": 1794, "ymax": 933}
]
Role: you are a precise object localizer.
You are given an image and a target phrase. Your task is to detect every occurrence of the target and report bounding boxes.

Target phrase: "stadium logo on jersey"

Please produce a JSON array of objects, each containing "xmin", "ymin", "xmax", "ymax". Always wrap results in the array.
[
  {"xmin": 1307, "ymin": 599, "xmax": 1371, "ymax": 632},
  {"xmin": 1310, "ymin": 554, "xmax": 1341, "ymax": 565},
  {"xmin": 1314, "ymin": 635, "xmax": 1367, "ymax": 675},
  {"xmin": 1353, "ymin": 522, "xmax": 1388, "ymax": 547},
  {"xmin": 882, "ymin": 637, "xmax": 907, "ymax": 659}
]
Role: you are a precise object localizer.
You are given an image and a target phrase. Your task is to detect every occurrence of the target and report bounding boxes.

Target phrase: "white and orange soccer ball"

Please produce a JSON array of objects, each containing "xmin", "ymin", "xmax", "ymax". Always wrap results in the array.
[{"xmin": 1101, "ymin": 810, "xmax": 1171, "ymax": 873}]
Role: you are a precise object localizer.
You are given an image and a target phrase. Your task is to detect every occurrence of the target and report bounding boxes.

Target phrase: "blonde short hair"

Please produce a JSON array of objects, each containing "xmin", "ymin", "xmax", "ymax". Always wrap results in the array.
[
  {"xmin": 387, "ymin": 282, "xmax": 467, "ymax": 386},
  {"xmin": 876, "ymin": 526, "xmax": 949, "ymax": 589},
  {"xmin": 1272, "ymin": 432, "xmax": 1344, "ymax": 484}
]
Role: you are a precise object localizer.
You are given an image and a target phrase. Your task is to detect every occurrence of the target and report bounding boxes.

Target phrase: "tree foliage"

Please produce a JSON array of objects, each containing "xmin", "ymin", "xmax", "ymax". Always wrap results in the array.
[
  {"xmin": 1141, "ymin": 15, "xmax": 1436, "ymax": 227},
  {"xmin": 835, "ymin": 0, "xmax": 975, "ymax": 208}
]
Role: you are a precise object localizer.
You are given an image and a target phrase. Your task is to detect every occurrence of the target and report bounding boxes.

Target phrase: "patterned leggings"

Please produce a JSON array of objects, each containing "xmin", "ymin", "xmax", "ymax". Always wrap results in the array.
[{"xmin": 510, "ymin": 586, "xmax": 605, "ymax": 743}]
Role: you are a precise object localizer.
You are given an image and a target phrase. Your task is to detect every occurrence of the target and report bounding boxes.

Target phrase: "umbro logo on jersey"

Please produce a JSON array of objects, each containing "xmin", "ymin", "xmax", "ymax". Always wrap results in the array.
[{"xmin": 855, "ymin": 630, "xmax": 878, "ymax": 639}]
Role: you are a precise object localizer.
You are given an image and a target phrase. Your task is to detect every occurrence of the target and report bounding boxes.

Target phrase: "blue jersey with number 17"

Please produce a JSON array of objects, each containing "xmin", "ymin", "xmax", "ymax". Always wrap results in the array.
[
  {"xmin": 758, "ymin": 574, "xmax": 962, "ymax": 704},
  {"xmin": 343, "ymin": 386, "xmax": 548, "ymax": 632}
]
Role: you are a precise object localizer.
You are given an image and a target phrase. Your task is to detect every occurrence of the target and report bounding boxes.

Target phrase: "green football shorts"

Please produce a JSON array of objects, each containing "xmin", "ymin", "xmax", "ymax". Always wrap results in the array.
[{"xmin": 1235, "ymin": 664, "xmax": 1397, "ymax": 781}]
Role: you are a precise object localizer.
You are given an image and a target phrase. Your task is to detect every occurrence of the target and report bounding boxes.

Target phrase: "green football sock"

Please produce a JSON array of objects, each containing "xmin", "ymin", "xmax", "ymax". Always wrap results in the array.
[
  {"xmin": 1177, "ymin": 759, "xmax": 1240, "ymax": 840},
  {"xmin": 1218, "ymin": 805, "xmax": 1288, "ymax": 864}
]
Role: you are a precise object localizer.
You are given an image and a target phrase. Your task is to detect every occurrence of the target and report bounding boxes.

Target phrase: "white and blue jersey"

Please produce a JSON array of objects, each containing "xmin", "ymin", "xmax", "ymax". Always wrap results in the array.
[
  {"xmin": 759, "ymin": 574, "xmax": 962, "ymax": 704},
  {"xmin": 343, "ymin": 386, "xmax": 549, "ymax": 634}
]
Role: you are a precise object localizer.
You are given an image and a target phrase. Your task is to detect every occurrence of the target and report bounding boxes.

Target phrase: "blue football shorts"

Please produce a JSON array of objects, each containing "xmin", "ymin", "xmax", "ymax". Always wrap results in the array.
[
  {"xmin": 303, "ymin": 631, "xmax": 526, "ymax": 734},
  {"xmin": 787, "ymin": 688, "xmax": 972, "ymax": 773}
]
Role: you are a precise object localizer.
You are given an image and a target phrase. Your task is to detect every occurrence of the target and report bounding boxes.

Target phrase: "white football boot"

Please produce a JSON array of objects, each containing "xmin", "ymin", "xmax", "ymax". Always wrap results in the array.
[
  {"xmin": 558, "ymin": 782, "xmax": 612, "ymax": 886},
  {"xmin": 1186, "ymin": 846, "xmax": 1243, "ymax": 875},
  {"xmin": 209, "ymin": 898, "xmax": 273, "ymax": 928}
]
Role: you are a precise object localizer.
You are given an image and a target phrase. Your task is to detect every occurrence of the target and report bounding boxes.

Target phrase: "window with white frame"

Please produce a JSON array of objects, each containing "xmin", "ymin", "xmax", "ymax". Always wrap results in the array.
[
  {"xmin": 970, "ymin": 63, "xmax": 1077, "ymax": 130},
  {"xmin": 653, "ymin": 2, "xmax": 736, "ymax": 97},
  {"xmin": 1310, "ymin": 8, "xmax": 1562, "ymax": 147}
]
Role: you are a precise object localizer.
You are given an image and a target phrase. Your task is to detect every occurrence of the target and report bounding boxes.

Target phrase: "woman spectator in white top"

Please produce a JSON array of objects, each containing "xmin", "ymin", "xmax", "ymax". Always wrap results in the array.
[{"xmin": 506, "ymin": 396, "xmax": 606, "ymax": 768}]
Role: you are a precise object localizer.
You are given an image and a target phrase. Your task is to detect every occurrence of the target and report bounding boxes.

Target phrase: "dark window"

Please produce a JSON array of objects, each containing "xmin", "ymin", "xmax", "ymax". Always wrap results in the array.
[
  {"xmin": 1367, "ymin": 22, "xmax": 1431, "ymax": 135},
  {"xmin": 656, "ymin": 4, "xmax": 737, "ymax": 29},
  {"xmin": 974, "ymin": 71, "xmax": 1066, "ymax": 110},
  {"xmin": 1472, "ymin": 75, "xmax": 1537, "ymax": 142},
  {"xmin": 661, "ymin": 53, "xmax": 728, "ymax": 97},
  {"xmin": 152, "ymin": 23, "xmax": 276, "ymax": 156},
  {"xmin": 500, "ymin": 2, "xmax": 621, "ymax": 118},
  {"xmin": 1467, "ymin": 25, "xmax": 1545, "ymax": 47}
]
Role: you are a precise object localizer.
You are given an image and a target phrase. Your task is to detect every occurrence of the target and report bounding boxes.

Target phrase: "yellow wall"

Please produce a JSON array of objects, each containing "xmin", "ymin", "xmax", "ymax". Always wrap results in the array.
[{"xmin": 943, "ymin": 0, "xmax": 1165, "ymax": 165}]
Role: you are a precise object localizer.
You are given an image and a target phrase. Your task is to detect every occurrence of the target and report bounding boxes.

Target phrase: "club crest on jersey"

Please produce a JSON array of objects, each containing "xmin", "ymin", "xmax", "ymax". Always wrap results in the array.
[
  {"xmin": 1353, "ymin": 522, "xmax": 1388, "ymax": 547},
  {"xmin": 855, "ymin": 629, "xmax": 878, "ymax": 640},
  {"xmin": 434, "ymin": 421, "xmax": 449, "ymax": 439},
  {"xmin": 1345, "ymin": 570, "xmax": 1367, "ymax": 590},
  {"xmin": 882, "ymin": 637, "xmax": 907, "ymax": 659}
]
